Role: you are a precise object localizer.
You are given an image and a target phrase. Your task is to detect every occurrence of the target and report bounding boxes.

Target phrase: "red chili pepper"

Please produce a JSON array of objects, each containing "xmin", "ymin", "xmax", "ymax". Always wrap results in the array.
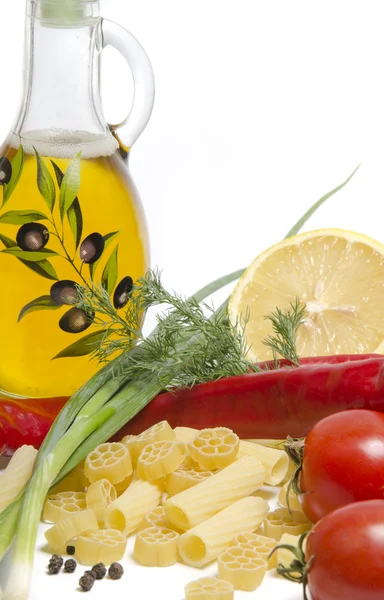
[
  {"xmin": 0, "ymin": 397, "xmax": 68, "ymax": 455},
  {"xmin": 117, "ymin": 354, "xmax": 384, "ymax": 439},
  {"xmin": 2, "ymin": 354, "xmax": 384, "ymax": 453}
]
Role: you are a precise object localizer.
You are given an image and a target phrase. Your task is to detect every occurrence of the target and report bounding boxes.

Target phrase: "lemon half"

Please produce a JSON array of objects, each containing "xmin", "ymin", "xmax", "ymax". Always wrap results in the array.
[{"xmin": 228, "ymin": 229, "xmax": 384, "ymax": 361}]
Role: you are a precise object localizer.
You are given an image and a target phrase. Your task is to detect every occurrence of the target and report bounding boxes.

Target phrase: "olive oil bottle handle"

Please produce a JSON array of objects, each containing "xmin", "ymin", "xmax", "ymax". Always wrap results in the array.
[{"xmin": 101, "ymin": 19, "xmax": 155, "ymax": 155}]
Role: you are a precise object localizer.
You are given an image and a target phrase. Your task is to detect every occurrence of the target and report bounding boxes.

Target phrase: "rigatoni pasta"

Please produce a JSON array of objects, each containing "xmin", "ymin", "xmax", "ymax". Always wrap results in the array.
[
  {"xmin": 134, "ymin": 526, "xmax": 180, "ymax": 566},
  {"xmin": 0, "ymin": 445, "xmax": 37, "ymax": 513},
  {"xmin": 177, "ymin": 496, "xmax": 269, "ymax": 567},
  {"xmin": 237, "ymin": 441, "xmax": 289, "ymax": 485},
  {"xmin": 105, "ymin": 478, "xmax": 163, "ymax": 535},
  {"xmin": 164, "ymin": 456, "xmax": 265, "ymax": 531}
]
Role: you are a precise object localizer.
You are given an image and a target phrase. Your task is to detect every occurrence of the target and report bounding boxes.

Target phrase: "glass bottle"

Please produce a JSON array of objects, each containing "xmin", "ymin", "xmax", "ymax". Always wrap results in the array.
[{"xmin": 0, "ymin": 0, "xmax": 154, "ymax": 400}]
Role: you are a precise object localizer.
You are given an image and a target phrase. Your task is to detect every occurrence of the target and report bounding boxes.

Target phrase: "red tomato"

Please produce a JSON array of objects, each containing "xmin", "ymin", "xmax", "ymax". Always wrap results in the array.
[
  {"xmin": 306, "ymin": 500, "xmax": 384, "ymax": 600},
  {"xmin": 300, "ymin": 409, "xmax": 384, "ymax": 523}
]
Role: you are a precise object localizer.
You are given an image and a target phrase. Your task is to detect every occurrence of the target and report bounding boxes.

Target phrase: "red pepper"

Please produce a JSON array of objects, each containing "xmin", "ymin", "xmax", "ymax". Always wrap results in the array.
[
  {"xmin": 117, "ymin": 354, "xmax": 384, "ymax": 439},
  {"xmin": 2, "ymin": 354, "xmax": 384, "ymax": 454},
  {"xmin": 0, "ymin": 397, "xmax": 68, "ymax": 456}
]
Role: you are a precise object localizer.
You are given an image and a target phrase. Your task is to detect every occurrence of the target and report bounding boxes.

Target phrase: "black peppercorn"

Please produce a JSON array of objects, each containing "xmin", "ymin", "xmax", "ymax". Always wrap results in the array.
[
  {"xmin": 64, "ymin": 559, "xmax": 77, "ymax": 573},
  {"xmin": 79, "ymin": 573, "xmax": 95, "ymax": 592},
  {"xmin": 108, "ymin": 562, "xmax": 124, "ymax": 580},
  {"xmin": 84, "ymin": 570, "xmax": 96, "ymax": 580},
  {"xmin": 48, "ymin": 554, "xmax": 63, "ymax": 574},
  {"xmin": 91, "ymin": 563, "xmax": 106, "ymax": 580},
  {"xmin": 66, "ymin": 545, "xmax": 76, "ymax": 555}
]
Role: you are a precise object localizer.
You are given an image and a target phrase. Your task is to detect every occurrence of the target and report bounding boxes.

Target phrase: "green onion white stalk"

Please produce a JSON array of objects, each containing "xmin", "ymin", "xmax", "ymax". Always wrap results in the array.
[{"xmin": 0, "ymin": 165, "xmax": 359, "ymax": 600}]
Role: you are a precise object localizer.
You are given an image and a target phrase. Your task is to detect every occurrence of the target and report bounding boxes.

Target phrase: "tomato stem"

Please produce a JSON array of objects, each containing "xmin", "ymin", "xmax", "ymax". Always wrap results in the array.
[{"xmin": 269, "ymin": 532, "xmax": 311, "ymax": 600}]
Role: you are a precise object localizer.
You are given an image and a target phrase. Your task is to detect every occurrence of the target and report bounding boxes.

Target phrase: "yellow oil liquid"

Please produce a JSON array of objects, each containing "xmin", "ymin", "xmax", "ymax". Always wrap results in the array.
[{"xmin": 0, "ymin": 132, "xmax": 149, "ymax": 399}]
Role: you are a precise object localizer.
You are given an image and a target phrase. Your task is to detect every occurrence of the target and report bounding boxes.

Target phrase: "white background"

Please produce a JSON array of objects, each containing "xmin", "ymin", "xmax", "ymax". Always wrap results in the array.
[
  {"xmin": 0, "ymin": 3, "xmax": 379, "ymax": 598},
  {"xmin": 1, "ymin": 0, "xmax": 384, "ymax": 315}
]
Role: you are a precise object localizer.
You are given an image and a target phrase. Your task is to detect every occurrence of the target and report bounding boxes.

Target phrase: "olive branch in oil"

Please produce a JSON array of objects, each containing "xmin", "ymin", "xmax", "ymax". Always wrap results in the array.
[{"xmin": 0, "ymin": 145, "xmax": 133, "ymax": 359}]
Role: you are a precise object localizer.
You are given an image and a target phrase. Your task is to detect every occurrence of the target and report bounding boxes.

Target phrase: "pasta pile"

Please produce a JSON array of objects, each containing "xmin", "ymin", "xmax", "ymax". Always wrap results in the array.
[{"xmin": 0, "ymin": 421, "xmax": 313, "ymax": 597}]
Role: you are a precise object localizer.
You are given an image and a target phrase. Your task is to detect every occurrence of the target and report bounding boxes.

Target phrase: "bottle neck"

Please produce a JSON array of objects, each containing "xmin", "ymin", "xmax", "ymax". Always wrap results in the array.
[{"xmin": 12, "ymin": 2, "xmax": 115, "ymax": 157}]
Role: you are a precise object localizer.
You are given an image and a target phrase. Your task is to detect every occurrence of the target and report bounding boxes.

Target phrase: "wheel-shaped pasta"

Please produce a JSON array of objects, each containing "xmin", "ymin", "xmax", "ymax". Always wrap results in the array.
[
  {"xmin": 52, "ymin": 460, "xmax": 87, "ymax": 494},
  {"xmin": 137, "ymin": 440, "xmax": 184, "ymax": 481},
  {"xmin": 278, "ymin": 481, "xmax": 303, "ymax": 512},
  {"xmin": 134, "ymin": 526, "xmax": 180, "ymax": 566},
  {"xmin": 188, "ymin": 428, "xmax": 239, "ymax": 470},
  {"xmin": 45, "ymin": 509, "xmax": 98, "ymax": 551},
  {"xmin": 165, "ymin": 460, "xmax": 214, "ymax": 495},
  {"xmin": 86, "ymin": 479, "xmax": 117, "ymax": 525},
  {"xmin": 263, "ymin": 508, "xmax": 311, "ymax": 541},
  {"xmin": 229, "ymin": 532, "xmax": 277, "ymax": 568},
  {"xmin": 129, "ymin": 421, "xmax": 176, "ymax": 465},
  {"xmin": 43, "ymin": 492, "xmax": 86, "ymax": 523},
  {"xmin": 139, "ymin": 506, "xmax": 169, "ymax": 530},
  {"xmin": 184, "ymin": 577, "xmax": 234, "ymax": 600},
  {"xmin": 76, "ymin": 528, "xmax": 127, "ymax": 565},
  {"xmin": 84, "ymin": 442, "xmax": 132, "ymax": 484},
  {"xmin": 218, "ymin": 546, "xmax": 268, "ymax": 591}
]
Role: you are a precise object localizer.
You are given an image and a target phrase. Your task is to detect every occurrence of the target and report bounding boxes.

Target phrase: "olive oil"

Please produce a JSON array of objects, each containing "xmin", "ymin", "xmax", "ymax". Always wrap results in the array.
[{"xmin": 0, "ymin": 132, "xmax": 149, "ymax": 399}]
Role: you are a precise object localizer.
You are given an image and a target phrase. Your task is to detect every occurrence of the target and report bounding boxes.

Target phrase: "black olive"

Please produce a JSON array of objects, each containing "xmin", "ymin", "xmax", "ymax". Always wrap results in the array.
[
  {"xmin": 16, "ymin": 222, "xmax": 49, "ymax": 251},
  {"xmin": 0, "ymin": 157, "xmax": 12, "ymax": 185},
  {"xmin": 79, "ymin": 233, "xmax": 105, "ymax": 264},
  {"xmin": 51, "ymin": 280, "xmax": 79, "ymax": 306},
  {"xmin": 59, "ymin": 308, "xmax": 94, "ymax": 334},
  {"xmin": 113, "ymin": 276, "xmax": 133, "ymax": 309}
]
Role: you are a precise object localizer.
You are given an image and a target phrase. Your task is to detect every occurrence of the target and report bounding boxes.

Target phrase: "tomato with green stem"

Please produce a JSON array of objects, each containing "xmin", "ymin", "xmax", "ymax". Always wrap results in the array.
[
  {"xmin": 296, "ymin": 409, "xmax": 384, "ymax": 523},
  {"xmin": 275, "ymin": 500, "xmax": 384, "ymax": 600}
]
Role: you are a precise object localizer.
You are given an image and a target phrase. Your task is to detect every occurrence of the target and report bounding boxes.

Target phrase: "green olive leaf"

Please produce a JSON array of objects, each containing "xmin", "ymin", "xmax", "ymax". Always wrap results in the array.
[
  {"xmin": 52, "ymin": 330, "xmax": 106, "ymax": 359},
  {"xmin": 51, "ymin": 161, "xmax": 83, "ymax": 250},
  {"xmin": 59, "ymin": 152, "xmax": 81, "ymax": 220},
  {"xmin": 101, "ymin": 244, "xmax": 119, "ymax": 295},
  {"xmin": 34, "ymin": 148, "xmax": 56, "ymax": 212},
  {"xmin": 26, "ymin": 259, "xmax": 59, "ymax": 281},
  {"xmin": 67, "ymin": 198, "xmax": 83, "ymax": 250},
  {"xmin": 51, "ymin": 160, "xmax": 64, "ymax": 187},
  {"xmin": 0, "ymin": 232, "xmax": 16, "ymax": 248},
  {"xmin": 2, "ymin": 247, "xmax": 59, "ymax": 261},
  {"xmin": 0, "ymin": 233, "xmax": 58, "ymax": 280},
  {"xmin": 89, "ymin": 231, "xmax": 119, "ymax": 280},
  {"xmin": 3, "ymin": 145, "xmax": 24, "ymax": 206},
  {"xmin": 18, "ymin": 295, "xmax": 60, "ymax": 322},
  {"xmin": 0, "ymin": 210, "xmax": 49, "ymax": 225}
]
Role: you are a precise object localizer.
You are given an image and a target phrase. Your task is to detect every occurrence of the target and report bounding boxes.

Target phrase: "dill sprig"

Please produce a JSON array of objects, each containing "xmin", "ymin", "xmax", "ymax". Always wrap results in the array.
[
  {"xmin": 77, "ymin": 270, "xmax": 305, "ymax": 388},
  {"xmin": 262, "ymin": 298, "xmax": 306, "ymax": 367},
  {"xmin": 77, "ymin": 270, "xmax": 261, "ymax": 389}
]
